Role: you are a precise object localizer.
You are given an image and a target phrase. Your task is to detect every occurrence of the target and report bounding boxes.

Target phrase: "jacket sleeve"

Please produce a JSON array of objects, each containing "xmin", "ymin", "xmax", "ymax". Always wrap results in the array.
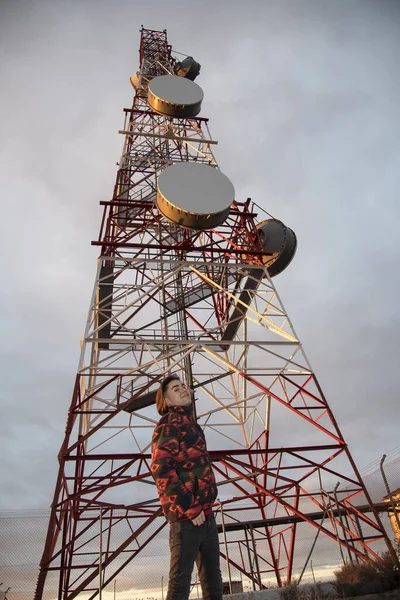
[{"xmin": 151, "ymin": 419, "xmax": 202, "ymax": 520}]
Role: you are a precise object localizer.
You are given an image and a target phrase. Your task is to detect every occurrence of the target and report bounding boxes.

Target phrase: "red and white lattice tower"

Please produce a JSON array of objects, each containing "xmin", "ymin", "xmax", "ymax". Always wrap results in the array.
[{"xmin": 35, "ymin": 27, "xmax": 392, "ymax": 599}]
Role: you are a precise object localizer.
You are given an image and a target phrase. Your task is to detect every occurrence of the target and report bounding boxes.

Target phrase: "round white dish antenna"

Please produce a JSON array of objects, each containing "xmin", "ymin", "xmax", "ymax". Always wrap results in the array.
[
  {"xmin": 157, "ymin": 162, "xmax": 234, "ymax": 230},
  {"xmin": 148, "ymin": 75, "xmax": 204, "ymax": 118}
]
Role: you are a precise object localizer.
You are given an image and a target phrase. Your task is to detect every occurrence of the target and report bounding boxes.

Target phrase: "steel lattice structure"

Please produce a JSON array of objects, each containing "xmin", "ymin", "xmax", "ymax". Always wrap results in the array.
[{"xmin": 35, "ymin": 27, "xmax": 392, "ymax": 599}]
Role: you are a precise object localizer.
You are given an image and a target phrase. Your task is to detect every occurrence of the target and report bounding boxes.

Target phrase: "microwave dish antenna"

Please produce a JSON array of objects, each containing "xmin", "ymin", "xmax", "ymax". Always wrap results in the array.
[
  {"xmin": 257, "ymin": 219, "xmax": 297, "ymax": 276},
  {"xmin": 156, "ymin": 162, "xmax": 234, "ymax": 230},
  {"xmin": 148, "ymin": 74, "xmax": 203, "ymax": 117}
]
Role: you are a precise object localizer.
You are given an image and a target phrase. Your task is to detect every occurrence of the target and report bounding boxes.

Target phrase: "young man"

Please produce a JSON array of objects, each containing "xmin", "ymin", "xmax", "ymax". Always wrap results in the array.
[{"xmin": 151, "ymin": 374, "xmax": 223, "ymax": 600}]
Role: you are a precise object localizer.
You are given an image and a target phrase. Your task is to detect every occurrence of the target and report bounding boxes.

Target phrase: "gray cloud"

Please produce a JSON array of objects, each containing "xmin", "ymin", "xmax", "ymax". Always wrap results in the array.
[{"xmin": 1, "ymin": 0, "xmax": 400, "ymax": 594}]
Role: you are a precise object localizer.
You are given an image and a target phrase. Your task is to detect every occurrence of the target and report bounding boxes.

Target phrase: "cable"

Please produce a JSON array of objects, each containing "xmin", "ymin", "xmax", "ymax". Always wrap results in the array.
[{"xmin": 251, "ymin": 200, "xmax": 275, "ymax": 220}]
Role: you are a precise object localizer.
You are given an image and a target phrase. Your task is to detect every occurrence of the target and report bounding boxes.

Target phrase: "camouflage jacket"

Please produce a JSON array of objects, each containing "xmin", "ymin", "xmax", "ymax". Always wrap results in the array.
[{"xmin": 151, "ymin": 405, "xmax": 218, "ymax": 522}]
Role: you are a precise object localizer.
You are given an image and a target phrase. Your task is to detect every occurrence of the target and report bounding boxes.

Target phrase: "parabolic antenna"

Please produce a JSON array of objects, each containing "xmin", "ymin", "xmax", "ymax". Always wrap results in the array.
[
  {"xmin": 129, "ymin": 71, "xmax": 140, "ymax": 90},
  {"xmin": 148, "ymin": 75, "xmax": 204, "ymax": 118},
  {"xmin": 174, "ymin": 56, "xmax": 201, "ymax": 81},
  {"xmin": 257, "ymin": 219, "xmax": 297, "ymax": 277},
  {"xmin": 157, "ymin": 162, "xmax": 234, "ymax": 230}
]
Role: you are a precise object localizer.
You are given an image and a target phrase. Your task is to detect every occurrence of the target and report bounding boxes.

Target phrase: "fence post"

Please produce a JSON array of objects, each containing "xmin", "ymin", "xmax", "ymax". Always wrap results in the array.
[
  {"xmin": 380, "ymin": 455, "xmax": 400, "ymax": 534},
  {"xmin": 219, "ymin": 501, "xmax": 233, "ymax": 595},
  {"xmin": 99, "ymin": 508, "xmax": 103, "ymax": 600},
  {"xmin": 333, "ymin": 483, "xmax": 353, "ymax": 563}
]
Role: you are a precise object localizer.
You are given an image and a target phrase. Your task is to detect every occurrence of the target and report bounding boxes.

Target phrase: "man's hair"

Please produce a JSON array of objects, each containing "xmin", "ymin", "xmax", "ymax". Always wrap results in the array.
[{"xmin": 155, "ymin": 374, "xmax": 180, "ymax": 416}]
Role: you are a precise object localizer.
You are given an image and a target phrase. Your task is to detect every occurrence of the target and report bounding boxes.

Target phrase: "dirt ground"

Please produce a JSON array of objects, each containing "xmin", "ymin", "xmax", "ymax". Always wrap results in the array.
[{"xmin": 344, "ymin": 590, "xmax": 400, "ymax": 600}]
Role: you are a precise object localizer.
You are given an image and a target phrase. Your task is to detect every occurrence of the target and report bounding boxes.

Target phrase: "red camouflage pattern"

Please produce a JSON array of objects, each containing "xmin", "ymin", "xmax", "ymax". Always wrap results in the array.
[{"xmin": 151, "ymin": 405, "xmax": 218, "ymax": 522}]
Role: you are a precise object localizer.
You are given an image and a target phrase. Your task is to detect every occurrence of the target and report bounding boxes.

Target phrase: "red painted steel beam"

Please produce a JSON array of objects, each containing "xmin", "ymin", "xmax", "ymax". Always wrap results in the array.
[
  {"xmin": 219, "ymin": 458, "xmax": 368, "ymax": 559},
  {"xmin": 67, "ymin": 508, "xmax": 163, "ymax": 599},
  {"xmin": 215, "ymin": 502, "xmax": 391, "ymax": 532},
  {"xmin": 61, "ymin": 444, "xmax": 344, "ymax": 462}
]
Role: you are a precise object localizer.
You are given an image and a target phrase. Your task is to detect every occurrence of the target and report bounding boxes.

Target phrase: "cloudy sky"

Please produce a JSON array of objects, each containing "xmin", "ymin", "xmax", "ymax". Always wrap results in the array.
[{"xmin": 1, "ymin": 0, "xmax": 400, "ymax": 594}]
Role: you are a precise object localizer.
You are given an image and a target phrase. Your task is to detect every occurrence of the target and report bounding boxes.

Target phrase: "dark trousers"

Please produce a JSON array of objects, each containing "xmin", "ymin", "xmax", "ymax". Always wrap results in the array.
[{"xmin": 166, "ymin": 512, "xmax": 223, "ymax": 600}]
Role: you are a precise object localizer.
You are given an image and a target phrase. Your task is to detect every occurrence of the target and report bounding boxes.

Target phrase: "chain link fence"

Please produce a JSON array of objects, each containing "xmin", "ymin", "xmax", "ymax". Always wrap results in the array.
[{"xmin": 1, "ymin": 448, "xmax": 399, "ymax": 599}]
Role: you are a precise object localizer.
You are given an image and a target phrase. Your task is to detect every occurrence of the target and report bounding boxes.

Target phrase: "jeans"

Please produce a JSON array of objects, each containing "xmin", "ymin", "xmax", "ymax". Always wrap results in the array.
[{"xmin": 166, "ymin": 512, "xmax": 223, "ymax": 600}]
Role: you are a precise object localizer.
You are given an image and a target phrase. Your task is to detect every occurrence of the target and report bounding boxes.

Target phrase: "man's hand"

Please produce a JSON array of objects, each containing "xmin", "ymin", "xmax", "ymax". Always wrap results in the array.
[{"xmin": 192, "ymin": 509, "xmax": 206, "ymax": 526}]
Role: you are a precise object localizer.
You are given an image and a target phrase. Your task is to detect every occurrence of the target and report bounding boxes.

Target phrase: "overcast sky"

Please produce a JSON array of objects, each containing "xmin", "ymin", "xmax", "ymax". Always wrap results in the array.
[{"xmin": 1, "ymin": 0, "xmax": 400, "ymax": 595}]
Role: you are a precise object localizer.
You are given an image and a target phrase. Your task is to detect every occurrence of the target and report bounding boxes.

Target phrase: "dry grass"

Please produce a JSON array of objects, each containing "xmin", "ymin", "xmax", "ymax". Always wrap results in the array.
[
  {"xmin": 343, "ymin": 590, "xmax": 400, "ymax": 600},
  {"xmin": 281, "ymin": 543, "xmax": 400, "ymax": 599},
  {"xmin": 334, "ymin": 549, "xmax": 400, "ymax": 597}
]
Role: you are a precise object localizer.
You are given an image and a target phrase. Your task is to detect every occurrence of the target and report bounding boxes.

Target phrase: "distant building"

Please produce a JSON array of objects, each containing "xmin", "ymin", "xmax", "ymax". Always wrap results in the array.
[
  {"xmin": 223, "ymin": 581, "xmax": 244, "ymax": 595},
  {"xmin": 382, "ymin": 487, "xmax": 400, "ymax": 543}
]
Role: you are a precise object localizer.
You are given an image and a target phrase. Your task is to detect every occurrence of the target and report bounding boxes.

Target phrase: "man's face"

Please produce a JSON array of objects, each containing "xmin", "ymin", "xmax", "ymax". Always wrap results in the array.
[{"xmin": 164, "ymin": 378, "xmax": 192, "ymax": 407}]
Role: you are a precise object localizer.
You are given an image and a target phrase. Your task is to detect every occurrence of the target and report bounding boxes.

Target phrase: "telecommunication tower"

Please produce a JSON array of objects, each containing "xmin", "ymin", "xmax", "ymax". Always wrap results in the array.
[{"xmin": 35, "ymin": 27, "xmax": 391, "ymax": 599}]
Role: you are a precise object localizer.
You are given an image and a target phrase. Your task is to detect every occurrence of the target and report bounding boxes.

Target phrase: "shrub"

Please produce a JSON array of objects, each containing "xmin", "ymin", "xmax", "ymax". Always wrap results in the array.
[
  {"xmin": 281, "ymin": 579, "xmax": 326, "ymax": 600},
  {"xmin": 372, "ymin": 549, "xmax": 400, "ymax": 591},
  {"xmin": 334, "ymin": 550, "xmax": 400, "ymax": 597}
]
